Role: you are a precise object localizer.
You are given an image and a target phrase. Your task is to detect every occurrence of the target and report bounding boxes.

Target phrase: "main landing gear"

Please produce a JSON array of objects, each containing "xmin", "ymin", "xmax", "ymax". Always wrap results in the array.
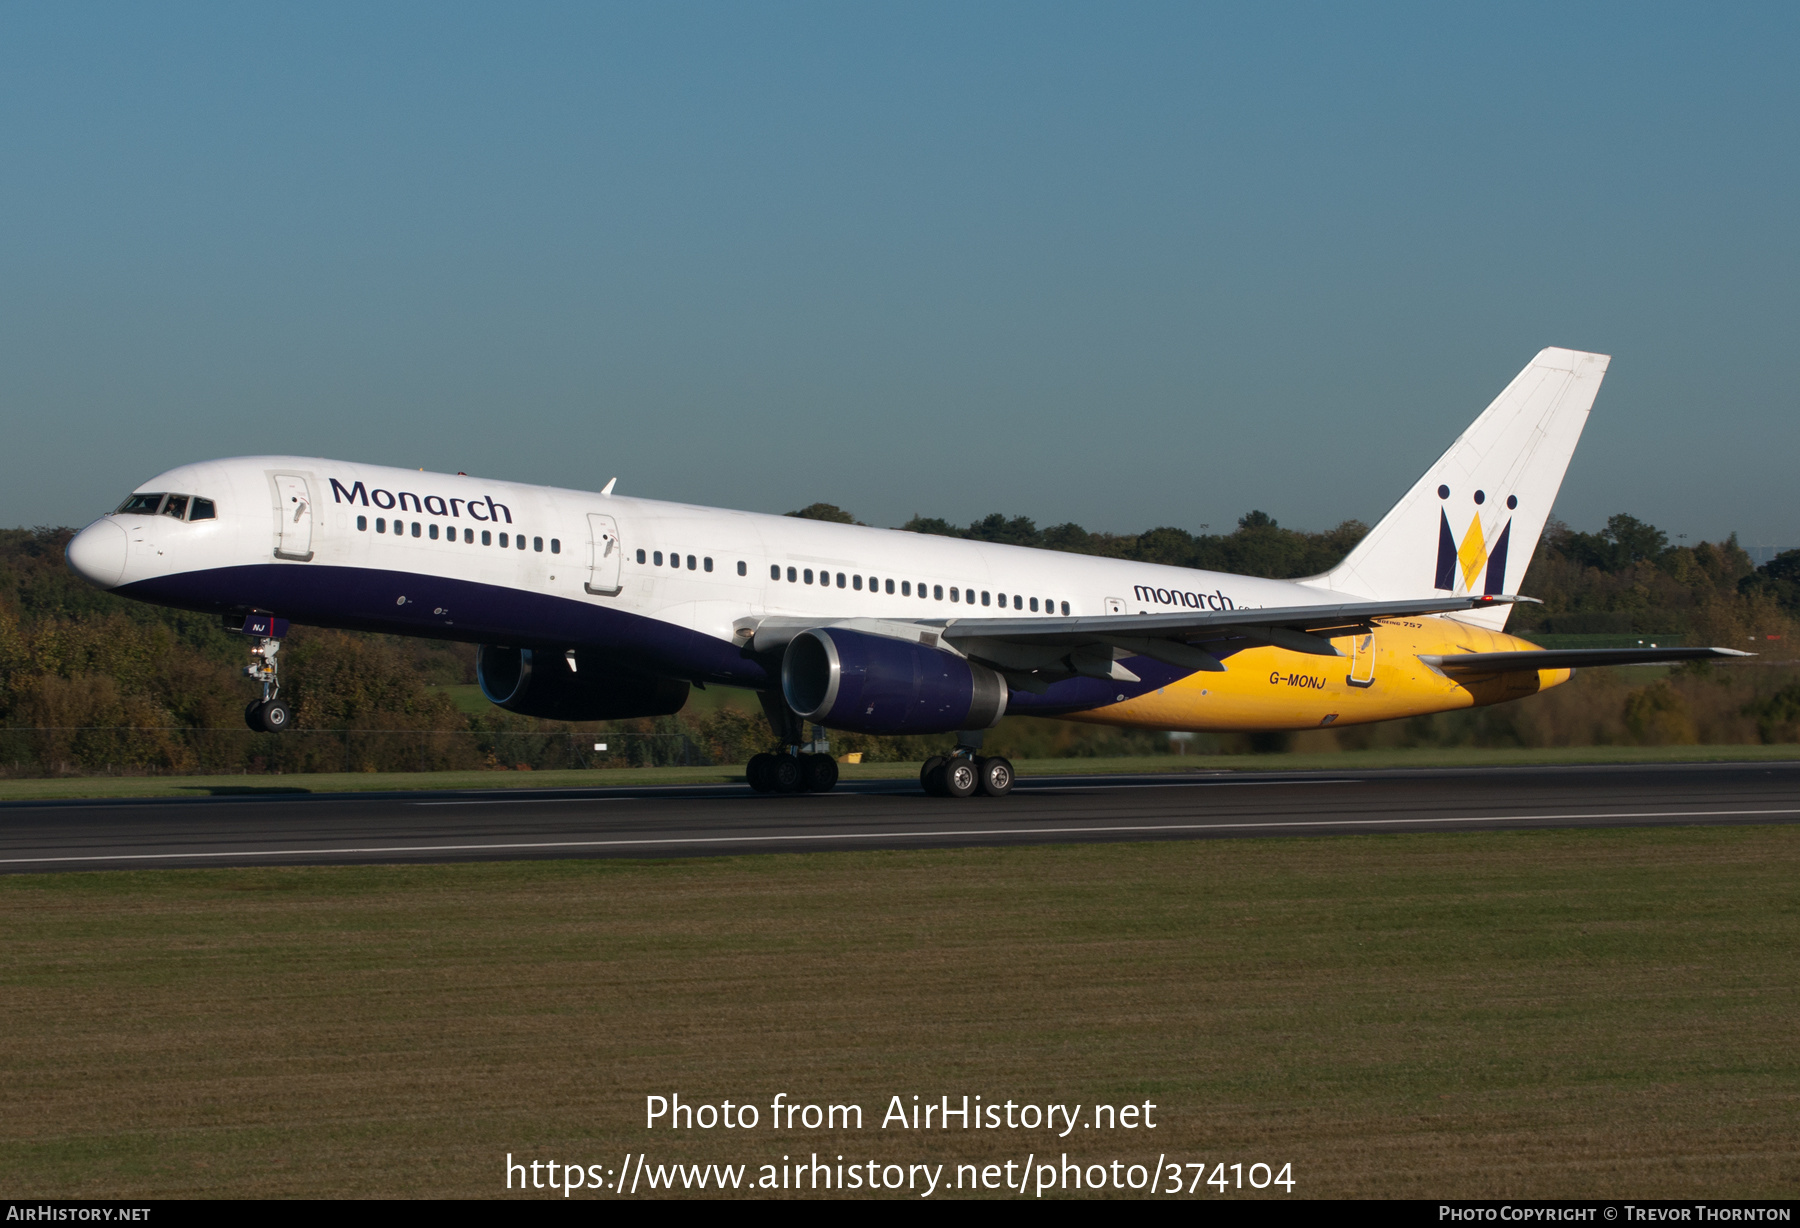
[
  {"xmin": 920, "ymin": 730, "xmax": 1012, "ymax": 798},
  {"xmin": 920, "ymin": 752, "xmax": 1013, "ymax": 797},
  {"xmin": 242, "ymin": 629, "xmax": 292, "ymax": 733},
  {"xmin": 746, "ymin": 750, "xmax": 839, "ymax": 794},
  {"xmin": 747, "ymin": 695, "xmax": 840, "ymax": 794}
]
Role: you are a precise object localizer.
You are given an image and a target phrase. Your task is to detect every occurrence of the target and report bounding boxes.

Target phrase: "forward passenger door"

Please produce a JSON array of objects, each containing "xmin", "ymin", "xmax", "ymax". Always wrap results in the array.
[
  {"xmin": 586, "ymin": 513, "xmax": 623, "ymax": 596},
  {"xmin": 272, "ymin": 473, "xmax": 315, "ymax": 561}
]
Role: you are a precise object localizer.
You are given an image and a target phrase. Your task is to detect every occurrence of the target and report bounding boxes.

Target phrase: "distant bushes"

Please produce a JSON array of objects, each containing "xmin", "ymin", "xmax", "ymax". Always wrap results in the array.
[{"xmin": 5, "ymin": 501, "xmax": 1800, "ymax": 778}]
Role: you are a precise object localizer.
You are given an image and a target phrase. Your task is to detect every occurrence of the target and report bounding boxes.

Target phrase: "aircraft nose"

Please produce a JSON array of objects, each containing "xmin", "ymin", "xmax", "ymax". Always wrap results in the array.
[{"xmin": 66, "ymin": 519, "xmax": 129, "ymax": 589}]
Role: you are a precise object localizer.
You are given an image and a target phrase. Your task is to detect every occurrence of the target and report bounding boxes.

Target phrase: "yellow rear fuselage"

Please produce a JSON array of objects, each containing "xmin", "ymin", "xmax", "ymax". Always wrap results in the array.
[{"xmin": 1075, "ymin": 617, "xmax": 1567, "ymax": 733}]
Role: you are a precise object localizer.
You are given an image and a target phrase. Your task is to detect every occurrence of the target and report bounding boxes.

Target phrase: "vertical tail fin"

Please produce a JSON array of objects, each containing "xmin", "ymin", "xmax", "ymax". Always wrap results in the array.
[{"xmin": 1317, "ymin": 347, "xmax": 1611, "ymax": 631}]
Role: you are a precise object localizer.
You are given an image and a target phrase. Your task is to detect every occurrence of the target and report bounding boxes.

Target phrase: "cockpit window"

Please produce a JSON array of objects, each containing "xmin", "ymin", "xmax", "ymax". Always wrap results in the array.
[
  {"xmin": 162, "ymin": 495, "xmax": 189, "ymax": 520},
  {"xmin": 116, "ymin": 493, "xmax": 166, "ymax": 515},
  {"xmin": 188, "ymin": 498, "xmax": 216, "ymax": 521}
]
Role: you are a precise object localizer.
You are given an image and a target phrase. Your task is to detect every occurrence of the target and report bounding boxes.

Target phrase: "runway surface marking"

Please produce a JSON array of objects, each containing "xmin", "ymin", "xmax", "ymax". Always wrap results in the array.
[
  {"xmin": 409, "ymin": 777, "xmax": 1361, "ymax": 804},
  {"xmin": 5, "ymin": 806, "xmax": 1796, "ymax": 867},
  {"xmin": 412, "ymin": 796, "xmax": 643, "ymax": 806}
]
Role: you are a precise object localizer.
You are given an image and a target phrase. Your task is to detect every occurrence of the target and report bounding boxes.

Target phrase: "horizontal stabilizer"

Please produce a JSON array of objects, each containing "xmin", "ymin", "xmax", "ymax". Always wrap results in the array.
[{"xmin": 1419, "ymin": 646, "xmax": 1753, "ymax": 674}]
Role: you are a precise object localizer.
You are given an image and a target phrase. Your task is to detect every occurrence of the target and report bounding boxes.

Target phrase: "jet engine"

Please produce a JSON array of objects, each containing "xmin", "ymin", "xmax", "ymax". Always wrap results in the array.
[
  {"xmin": 781, "ymin": 627, "xmax": 1007, "ymax": 735},
  {"xmin": 477, "ymin": 645, "xmax": 690, "ymax": 721}
]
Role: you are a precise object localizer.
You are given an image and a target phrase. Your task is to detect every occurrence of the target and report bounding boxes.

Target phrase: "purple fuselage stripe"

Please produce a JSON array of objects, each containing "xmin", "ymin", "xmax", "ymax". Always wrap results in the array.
[{"xmin": 118, "ymin": 564, "xmax": 1203, "ymax": 714}]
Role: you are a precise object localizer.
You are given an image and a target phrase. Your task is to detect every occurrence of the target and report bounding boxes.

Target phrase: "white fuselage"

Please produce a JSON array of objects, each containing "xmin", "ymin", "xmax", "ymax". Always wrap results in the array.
[{"xmin": 62, "ymin": 455, "xmax": 1347, "ymax": 720}]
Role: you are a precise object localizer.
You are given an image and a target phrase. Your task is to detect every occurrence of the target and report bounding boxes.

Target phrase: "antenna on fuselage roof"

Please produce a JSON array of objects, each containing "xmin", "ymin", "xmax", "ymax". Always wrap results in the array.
[{"xmin": 601, "ymin": 477, "xmax": 617, "ymax": 497}]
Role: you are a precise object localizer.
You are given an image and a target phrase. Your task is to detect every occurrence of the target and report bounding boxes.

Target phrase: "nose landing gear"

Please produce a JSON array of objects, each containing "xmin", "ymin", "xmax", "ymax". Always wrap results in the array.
[{"xmin": 234, "ymin": 614, "xmax": 293, "ymax": 733}]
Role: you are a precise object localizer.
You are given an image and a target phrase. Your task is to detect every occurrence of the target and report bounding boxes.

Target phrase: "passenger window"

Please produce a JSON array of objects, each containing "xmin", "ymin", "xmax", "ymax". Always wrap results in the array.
[
  {"xmin": 357, "ymin": 515, "xmax": 368, "ymax": 532},
  {"xmin": 188, "ymin": 498, "xmax": 216, "ymax": 521},
  {"xmin": 464, "ymin": 528, "xmax": 473, "ymax": 543},
  {"xmin": 1014, "ymin": 594, "xmax": 1022, "ymax": 610},
  {"xmin": 935, "ymin": 585, "xmax": 944, "ymax": 600},
  {"xmin": 551, "ymin": 539, "xmax": 560, "ymax": 553},
  {"xmin": 738, "ymin": 561, "xmax": 747, "ymax": 576},
  {"xmin": 1029, "ymin": 597, "xmax": 1038, "ymax": 612},
  {"xmin": 162, "ymin": 495, "xmax": 189, "ymax": 520},
  {"xmin": 771, "ymin": 564, "xmax": 780, "ymax": 580},
  {"xmin": 499, "ymin": 533, "xmax": 508, "ymax": 548},
  {"xmin": 654, "ymin": 551, "xmax": 663, "ymax": 566},
  {"xmin": 981, "ymin": 591, "xmax": 990, "ymax": 606},
  {"xmin": 481, "ymin": 530, "xmax": 492, "ymax": 546},
  {"xmin": 517, "ymin": 535, "xmax": 525, "ymax": 550},
  {"xmin": 687, "ymin": 555, "xmax": 696, "ymax": 570},
  {"xmin": 836, "ymin": 572, "xmax": 845, "ymax": 588},
  {"xmin": 853, "ymin": 575, "xmax": 862, "ymax": 590},
  {"xmin": 804, "ymin": 569, "xmax": 814, "ymax": 584},
  {"xmin": 115, "ymin": 493, "xmax": 165, "ymax": 515},
  {"xmin": 636, "ymin": 549, "xmax": 646, "ymax": 564},
  {"xmin": 950, "ymin": 588, "xmax": 959, "ymax": 603},
  {"xmin": 534, "ymin": 537, "xmax": 544, "ymax": 552},
  {"xmin": 1061, "ymin": 601, "xmax": 1070, "ymax": 615},
  {"xmin": 376, "ymin": 518, "xmax": 386, "ymax": 533},
  {"xmin": 787, "ymin": 566, "xmax": 797, "ymax": 582},
  {"xmin": 429, "ymin": 524, "xmax": 439, "ymax": 540},
  {"xmin": 885, "ymin": 579, "xmax": 895, "ymax": 594},
  {"xmin": 704, "ymin": 557, "xmax": 713, "ymax": 572},
  {"xmin": 412, "ymin": 522, "xmax": 422, "ymax": 538},
  {"xmin": 901, "ymin": 581, "xmax": 911, "ymax": 596}
]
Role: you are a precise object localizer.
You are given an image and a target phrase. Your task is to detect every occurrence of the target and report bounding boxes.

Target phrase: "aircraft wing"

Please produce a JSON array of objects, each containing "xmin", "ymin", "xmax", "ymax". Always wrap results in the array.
[
  {"xmin": 1419, "ymin": 646, "xmax": 1753, "ymax": 674},
  {"xmin": 742, "ymin": 594, "xmax": 1535, "ymax": 688}
]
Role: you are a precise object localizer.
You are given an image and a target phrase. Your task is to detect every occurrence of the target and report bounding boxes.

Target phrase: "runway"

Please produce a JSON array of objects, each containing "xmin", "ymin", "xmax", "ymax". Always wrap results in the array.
[{"xmin": 2, "ymin": 759, "xmax": 1798, "ymax": 873}]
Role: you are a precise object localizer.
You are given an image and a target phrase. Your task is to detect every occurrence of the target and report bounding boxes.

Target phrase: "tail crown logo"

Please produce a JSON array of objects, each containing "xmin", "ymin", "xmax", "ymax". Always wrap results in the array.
[{"xmin": 1433, "ymin": 485, "xmax": 1515, "ymax": 595}]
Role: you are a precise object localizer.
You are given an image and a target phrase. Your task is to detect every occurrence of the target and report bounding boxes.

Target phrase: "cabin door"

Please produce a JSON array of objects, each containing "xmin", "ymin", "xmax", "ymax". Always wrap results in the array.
[
  {"xmin": 586, "ymin": 513, "xmax": 623, "ymax": 596},
  {"xmin": 1347, "ymin": 630, "xmax": 1376, "ymax": 688},
  {"xmin": 273, "ymin": 473, "xmax": 315, "ymax": 561}
]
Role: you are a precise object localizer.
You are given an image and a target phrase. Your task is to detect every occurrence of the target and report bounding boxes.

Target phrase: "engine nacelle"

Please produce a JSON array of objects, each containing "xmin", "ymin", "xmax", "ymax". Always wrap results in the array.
[
  {"xmin": 477, "ymin": 645, "xmax": 690, "ymax": 721},
  {"xmin": 781, "ymin": 627, "xmax": 1008, "ymax": 735}
]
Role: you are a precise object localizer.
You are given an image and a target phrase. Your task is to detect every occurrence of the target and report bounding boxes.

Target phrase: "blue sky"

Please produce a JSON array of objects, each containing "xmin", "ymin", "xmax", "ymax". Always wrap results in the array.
[{"xmin": 3, "ymin": 3, "xmax": 1796, "ymax": 544}]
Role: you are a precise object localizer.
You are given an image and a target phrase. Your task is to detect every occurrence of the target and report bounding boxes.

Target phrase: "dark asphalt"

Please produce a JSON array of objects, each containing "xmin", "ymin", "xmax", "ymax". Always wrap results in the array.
[{"xmin": 2, "ymin": 760, "xmax": 1798, "ymax": 873}]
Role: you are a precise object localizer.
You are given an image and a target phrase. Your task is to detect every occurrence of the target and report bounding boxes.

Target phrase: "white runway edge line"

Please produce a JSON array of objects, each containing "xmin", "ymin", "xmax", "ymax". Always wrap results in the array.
[
  {"xmin": 410, "ymin": 778, "xmax": 1361, "ymax": 804},
  {"xmin": 2, "ymin": 808, "xmax": 1798, "ymax": 866}
]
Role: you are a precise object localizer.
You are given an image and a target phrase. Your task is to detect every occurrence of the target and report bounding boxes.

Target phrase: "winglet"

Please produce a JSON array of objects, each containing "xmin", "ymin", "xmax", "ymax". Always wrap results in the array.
[{"xmin": 601, "ymin": 477, "xmax": 617, "ymax": 497}]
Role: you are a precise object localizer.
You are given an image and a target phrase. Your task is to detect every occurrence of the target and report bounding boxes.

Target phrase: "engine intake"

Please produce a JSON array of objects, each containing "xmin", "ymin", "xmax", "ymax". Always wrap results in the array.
[
  {"xmin": 781, "ymin": 627, "xmax": 1007, "ymax": 735},
  {"xmin": 477, "ymin": 645, "xmax": 690, "ymax": 721}
]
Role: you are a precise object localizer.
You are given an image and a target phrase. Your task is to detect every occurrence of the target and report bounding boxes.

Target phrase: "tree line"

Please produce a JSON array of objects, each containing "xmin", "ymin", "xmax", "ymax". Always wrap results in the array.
[{"xmin": 2, "ymin": 503, "xmax": 1798, "ymax": 776}]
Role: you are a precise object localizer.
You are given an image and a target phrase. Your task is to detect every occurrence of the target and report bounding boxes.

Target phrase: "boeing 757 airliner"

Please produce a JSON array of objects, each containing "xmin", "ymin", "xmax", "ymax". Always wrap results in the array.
[{"xmin": 63, "ymin": 348, "xmax": 1744, "ymax": 796}]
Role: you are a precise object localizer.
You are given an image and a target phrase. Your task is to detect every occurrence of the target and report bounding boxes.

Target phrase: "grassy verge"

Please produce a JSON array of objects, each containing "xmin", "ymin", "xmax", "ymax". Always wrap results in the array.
[
  {"xmin": 1, "ymin": 743, "xmax": 1797, "ymax": 802},
  {"xmin": 1, "ymin": 825, "xmax": 1794, "ymax": 1198}
]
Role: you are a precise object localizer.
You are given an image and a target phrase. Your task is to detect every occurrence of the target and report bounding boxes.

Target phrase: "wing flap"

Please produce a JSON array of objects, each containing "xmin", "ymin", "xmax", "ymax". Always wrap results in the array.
[
  {"xmin": 741, "ymin": 595, "xmax": 1528, "ymax": 656},
  {"xmin": 936, "ymin": 594, "xmax": 1530, "ymax": 646}
]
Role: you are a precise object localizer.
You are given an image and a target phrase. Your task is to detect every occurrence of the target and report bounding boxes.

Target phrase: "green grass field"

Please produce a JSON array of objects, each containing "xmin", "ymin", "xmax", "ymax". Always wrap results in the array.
[
  {"xmin": 2, "ymin": 825, "xmax": 1795, "ymax": 1198},
  {"xmin": 1, "ymin": 742, "xmax": 1796, "ymax": 802}
]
